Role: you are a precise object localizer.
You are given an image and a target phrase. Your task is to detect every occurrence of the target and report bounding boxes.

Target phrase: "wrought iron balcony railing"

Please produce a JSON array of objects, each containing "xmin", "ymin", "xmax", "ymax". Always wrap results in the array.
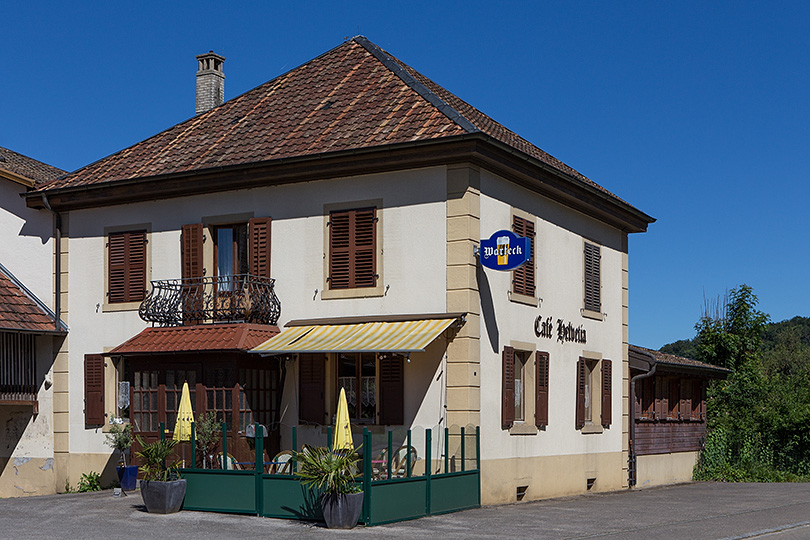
[{"xmin": 139, "ymin": 275, "xmax": 281, "ymax": 327}]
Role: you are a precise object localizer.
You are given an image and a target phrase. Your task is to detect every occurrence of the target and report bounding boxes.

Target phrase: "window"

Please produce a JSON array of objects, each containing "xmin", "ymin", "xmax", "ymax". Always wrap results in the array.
[
  {"xmin": 214, "ymin": 224, "xmax": 248, "ymax": 290},
  {"xmin": 0, "ymin": 332, "xmax": 36, "ymax": 407},
  {"xmin": 583, "ymin": 241, "xmax": 601, "ymax": 316},
  {"xmin": 328, "ymin": 207, "xmax": 377, "ymax": 289},
  {"xmin": 298, "ymin": 352, "xmax": 404, "ymax": 426},
  {"xmin": 108, "ymin": 230, "xmax": 146, "ymax": 303},
  {"xmin": 502, "ymin": 347, "xmax": 550, "ymax": 431},
  {"xmin": 512, "ymin": 215, "xmax": 535, "ymax": 298},
  {"xmin": 576, "ymin": 356, "xmax": 612, "ymax": 430}
]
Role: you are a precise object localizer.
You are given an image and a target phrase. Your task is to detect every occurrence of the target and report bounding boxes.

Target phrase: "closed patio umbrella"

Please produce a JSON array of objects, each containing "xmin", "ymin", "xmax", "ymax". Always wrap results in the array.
[
  {"xmin": 333, "ymin": 387, "xmax": 354, "ymax": 451},
  {"xmin": 173, "ymin": 382, "xmax": 194, "ymax": 466}
]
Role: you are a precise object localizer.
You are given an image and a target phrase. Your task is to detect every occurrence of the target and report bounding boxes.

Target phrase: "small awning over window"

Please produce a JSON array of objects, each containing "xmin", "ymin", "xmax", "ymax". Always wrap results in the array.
[{"xmin": 251, "ymin": 316, "xmax": 461, "ymax": 355}]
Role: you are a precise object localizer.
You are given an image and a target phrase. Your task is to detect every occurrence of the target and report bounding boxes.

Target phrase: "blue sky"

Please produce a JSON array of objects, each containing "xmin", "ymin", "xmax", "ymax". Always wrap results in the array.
[{"xmin": 4, "ymin": 2, "xmax": 809, "ymax": 348}]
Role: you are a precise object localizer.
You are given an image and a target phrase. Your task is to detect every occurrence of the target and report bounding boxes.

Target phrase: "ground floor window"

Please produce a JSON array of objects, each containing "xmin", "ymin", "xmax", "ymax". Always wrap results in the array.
[
  {"xmin": 1, "ymin": 332, "xmax": 37, "ymax": 408},
  {"xmin": 576, "ymin": 356, "xmax": 612, "ymax": 430},
  {"xmin": 337, "ymin": 353, "xmax": 376, "ymax": 421}
]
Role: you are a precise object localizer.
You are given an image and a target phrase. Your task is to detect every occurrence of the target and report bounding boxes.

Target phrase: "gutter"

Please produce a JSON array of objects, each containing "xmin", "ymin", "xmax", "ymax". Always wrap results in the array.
[
  {"xmin": 628, "ymin": 348, "xmax": 657, "ymax": 488},
  {"xmin": 40, "ymin": 194, "xmax": 62, "ymax": 333}
]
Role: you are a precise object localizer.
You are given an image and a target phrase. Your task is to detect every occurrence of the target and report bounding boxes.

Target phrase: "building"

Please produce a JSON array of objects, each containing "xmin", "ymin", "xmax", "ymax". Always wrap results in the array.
[
  {"xmin": 0, "ymin": 147, "xmax": 67, "ymax": 495},
  {"xmin": 22, "ymin": 37, "xmax": 657, "ymax": 503}
]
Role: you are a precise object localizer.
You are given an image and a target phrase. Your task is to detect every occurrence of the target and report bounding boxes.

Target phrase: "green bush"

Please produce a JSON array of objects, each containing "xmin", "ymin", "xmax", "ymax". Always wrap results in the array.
[{"xmin": 77, "ymin": 471, "xmax": 102, "ymax": 492}]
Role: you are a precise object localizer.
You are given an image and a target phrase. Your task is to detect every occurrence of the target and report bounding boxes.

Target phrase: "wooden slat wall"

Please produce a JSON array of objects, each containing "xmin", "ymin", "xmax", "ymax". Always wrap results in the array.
[{"xmin": 635, "ymin": 422, "xmax": 707, "ymax": 455}]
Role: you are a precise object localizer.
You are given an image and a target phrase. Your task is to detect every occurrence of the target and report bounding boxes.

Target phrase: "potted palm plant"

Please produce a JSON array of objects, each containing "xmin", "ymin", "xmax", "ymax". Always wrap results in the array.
[
  {"xmin": 135, "ymin": 436, "xmax": 186, "ymax": 514},
  {"xmin": 105, "ymin": 420, "xmax": 137, "ymax": 491},
  {"xmin": 295, "ymin": 446, "xmax": 363, "ymax": 529}
]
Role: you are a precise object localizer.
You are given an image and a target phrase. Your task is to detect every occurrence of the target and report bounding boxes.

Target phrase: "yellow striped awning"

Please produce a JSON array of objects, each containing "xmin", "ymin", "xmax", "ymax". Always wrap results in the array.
[{"xmin": 251, "ymin": 318, "xmax": 457, "ymax": 354}]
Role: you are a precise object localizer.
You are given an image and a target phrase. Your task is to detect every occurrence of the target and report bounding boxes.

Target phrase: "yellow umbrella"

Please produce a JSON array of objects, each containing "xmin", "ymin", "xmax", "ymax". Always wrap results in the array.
[
  {"xmin": 173, "ymin": 382, "xmax": 194, "ymax": 442},
  {"xmin": 333, "ymin": 387, "xmax": 354, "ymax": 451}
]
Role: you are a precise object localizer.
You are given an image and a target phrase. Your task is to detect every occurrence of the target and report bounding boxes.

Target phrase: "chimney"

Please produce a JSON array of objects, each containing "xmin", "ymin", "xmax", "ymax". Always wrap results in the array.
[{"xmin": 195, "ymin": 51, "xmax": 225, "ymax": 114}]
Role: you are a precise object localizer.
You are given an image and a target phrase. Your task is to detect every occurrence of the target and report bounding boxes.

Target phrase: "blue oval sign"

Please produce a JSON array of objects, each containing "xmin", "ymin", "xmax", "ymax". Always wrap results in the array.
[{"xmin": 479, "ymin": 230, "xmax": 531, "ymax": 271}]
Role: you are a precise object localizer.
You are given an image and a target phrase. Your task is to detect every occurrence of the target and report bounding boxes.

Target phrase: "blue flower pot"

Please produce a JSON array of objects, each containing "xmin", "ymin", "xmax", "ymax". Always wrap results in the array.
[{"xmin": 117, "ymin": 465, "xmax": 139, "ymax": 491}]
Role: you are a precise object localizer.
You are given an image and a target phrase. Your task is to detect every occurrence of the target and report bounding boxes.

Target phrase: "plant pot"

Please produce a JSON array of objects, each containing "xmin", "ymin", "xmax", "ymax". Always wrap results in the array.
[
  {"xmin": 116, "ymin": 465, "xmax": 139, "ymax": 491},
  {"xmin": 320, "ymin": 491, "xmax": 364, "ymax": 529},
  {"xmin": 140, "ymin": 479, "xmax": 187, "ymax": 514}
]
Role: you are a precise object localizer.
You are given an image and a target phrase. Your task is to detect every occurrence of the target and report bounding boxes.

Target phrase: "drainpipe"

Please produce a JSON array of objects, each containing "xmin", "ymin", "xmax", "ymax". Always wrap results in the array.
[
  {"xmin": 41, "ymin": 194, "xmax": 61, "ymax": 332},
  {"xmin": 628, "ymin": 349, "xmax": 656, "ymax": 487}
]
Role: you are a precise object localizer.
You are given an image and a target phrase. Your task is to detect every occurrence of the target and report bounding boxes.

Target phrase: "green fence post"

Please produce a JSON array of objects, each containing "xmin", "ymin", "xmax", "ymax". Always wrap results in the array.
[
  {"xmin": 407, "ymin": 430, "xmax": 412, "ymax": 477},
  {"xmin": 387, "ymin": 430, "xmax": 393, "ymax": 480},
  {"xmin": 190, "ymin": 422, "xmax": 196, "ymax": 469},
  {"xmin": 444, "ymin": 427, "xmax": 449, "ymax": 474},
  {"xmin": 255, "ymin": 423, "xmax": 264, "ymax": 516},
  {"xmin": 160, "ymin": 422, "xmax": 165, "ymax": 441},
  {"xmin": 363, "ymin": 428, "xmax": 371, "ymax": 524},
  {"xmin": 292, "ymin": 425, "xmax": 298, "ymax": 473},
  {"xmin": 461, "ymin": 426, "xmax": 466, "ymax": 472},
  {"xmin": 476, "ymin": 426, "xmax": 481, "ymax": 471},
  {"xmin": 221, "ymin": 422, "xmax": 228, "ymax": 469},
  {"xmin": 425, "ymin": 428, "xmax": 432, "ymax": 515},
  {"xmin": 327, "ymin": 426, "xmax": 333, "ymax": 450}
]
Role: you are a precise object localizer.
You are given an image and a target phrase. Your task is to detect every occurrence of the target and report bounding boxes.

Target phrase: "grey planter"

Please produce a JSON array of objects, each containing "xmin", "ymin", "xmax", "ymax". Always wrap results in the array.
[
  {"xmin": 320, "ymin": 492, "xmax": 364, "ymax": 529},
  {"xmin": 140, "ymin": 479, "xmax": 187, "ymax": 514}
]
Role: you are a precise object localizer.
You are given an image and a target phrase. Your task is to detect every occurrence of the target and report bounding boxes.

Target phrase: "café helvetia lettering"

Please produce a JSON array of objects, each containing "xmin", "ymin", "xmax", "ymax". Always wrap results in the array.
[
  {"xmin": 479, "ymin": 230, "xmax": 531, "ymax": 271},
  {"xmin": 535, "ymin": 315, "xmax": 587, "ymax": 344}
]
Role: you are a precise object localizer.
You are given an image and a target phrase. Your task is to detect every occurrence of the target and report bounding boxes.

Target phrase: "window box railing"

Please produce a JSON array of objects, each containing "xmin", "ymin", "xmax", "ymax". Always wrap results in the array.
[{"xmin": 139, "ymin": 275, "xmax": 281, "ymax": 326}]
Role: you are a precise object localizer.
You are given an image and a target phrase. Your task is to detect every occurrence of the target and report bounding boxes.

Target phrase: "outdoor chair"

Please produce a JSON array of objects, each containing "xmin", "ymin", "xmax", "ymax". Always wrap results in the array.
[
  {"xmin": 215, "ymin": 452, "xmax": 241, "ymax": 470},
  {"xmin": 269, "ymin": 450, "xmax": 293, "ymax": 474},
  {"xmin": 392, "ymin": 445, "xmax": 418, "ymax": 477}
]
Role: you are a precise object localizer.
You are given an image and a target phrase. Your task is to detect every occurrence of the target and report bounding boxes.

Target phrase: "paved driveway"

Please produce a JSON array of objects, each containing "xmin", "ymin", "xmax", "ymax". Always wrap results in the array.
[{"xmin": 2, "ymin": 482, "xmax": 810, "ymax": 539}]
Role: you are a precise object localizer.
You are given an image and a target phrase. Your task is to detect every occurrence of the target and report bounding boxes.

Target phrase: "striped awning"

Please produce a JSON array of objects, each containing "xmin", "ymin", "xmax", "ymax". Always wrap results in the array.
[{"xmin": 251, "ymin": 318, "xmax": 458, "ymax": 354}]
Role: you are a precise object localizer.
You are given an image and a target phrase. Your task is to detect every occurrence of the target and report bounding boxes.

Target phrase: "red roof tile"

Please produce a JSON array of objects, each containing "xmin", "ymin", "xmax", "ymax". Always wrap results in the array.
[
  {"xmin": 34, "ymin": 37, "xmax": 624, "ymax": 205},
  {"xmin": 630, "ymin": 345, "xmax": 730, "ymax": 375},
  {"xmin": 107, "ymin": 323, "xmax": 280, "ymax": 355},
  {"xmin": 0, "ymin": 265, "xmax": 62, "ymax": 333}
]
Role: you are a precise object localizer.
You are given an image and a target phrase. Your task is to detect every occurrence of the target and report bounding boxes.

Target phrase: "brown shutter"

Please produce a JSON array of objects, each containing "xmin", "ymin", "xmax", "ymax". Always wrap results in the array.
[
  {"xmin": 298, "ymin": 354, "xmax": 325, "ymax": 424},
  {"xmin": 584, "ymin": 242, "xmax": 601, "ymax": 312},
  {"xmin": 182, "ymin": 223, "xmax": 204, "ymax": 279},
  {"xmin": 691, "ymin": 380, "xmax": 702, "ymax": 421},
  {"xmin": 329, "ymin": 208, "xmax": 377, "ymax": 289},
  {"xmin": 601, "ymin": 359, "xmax": 612, "ymax": 428},
  {"xmin": 502, "ymin": 346, "xmax": 515, "ymax": 429},
  {"xmin": 654, "ymin": 376, "xmax": 666, "ymax": 419},
  {"xmin": 84, "ymin": 354, "xmax": 105, "ymax": 426},
  {"xmin": 642, "ymin": 377, "xmax": 655, "ymax": 420},
  {"xmin": 108, "ymin": 233, "xmax": 127, "ymax": 303},
  {"xmin": 680, "ymin": 379, "xmax": 691, "ymax": 421},
  {"xmin": 127, "ymin": 231, "xmax": 147, "ymax": 301},
  {"xmin": 379, "ymin": 355, "xmax": 404, "ymax": 425},
  {"xmin": 576, "ymin": 357, "xmax": 586, "ymax": 429},
  {"xmin": 667, "ymin": 378, "xmax": 679, "ymax": 420},
  {"xmin": 535, "ymin": 351, "xmax": 549, "ymax": 428},
  {"xmin": 248, "ymin": 217, "xmax": 272, "ymax": 278},
  {"xmin": 512, "ymin": 216, "xmax": 536, "ymax": 297}
]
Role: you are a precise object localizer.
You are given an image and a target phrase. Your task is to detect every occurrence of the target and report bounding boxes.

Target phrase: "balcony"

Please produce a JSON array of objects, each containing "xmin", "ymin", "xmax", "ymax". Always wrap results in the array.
[{"xmin": 139, "ymin": 275, "xmax": 281, "ymax": 327}]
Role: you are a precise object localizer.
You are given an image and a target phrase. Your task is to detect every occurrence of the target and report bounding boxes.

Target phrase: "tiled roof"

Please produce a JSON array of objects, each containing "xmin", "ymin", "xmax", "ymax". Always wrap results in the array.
[
  {"xmin": 0, "ymin": 264, "xmax": 64, "ymax": 333},
  {"xmin": 107, "ymin": 323, "xmax": 280, "ymax": 355},
  {"xmin": 0, "ymin": 146, "xmax": 66, "ymax": 186},
  {"xmin": 629, "ymin": 345, "xmax": 730, "ymax": 375},
  {"xmin": 35, "ymin": 37, "xmax": 619, "ymax": 203}
]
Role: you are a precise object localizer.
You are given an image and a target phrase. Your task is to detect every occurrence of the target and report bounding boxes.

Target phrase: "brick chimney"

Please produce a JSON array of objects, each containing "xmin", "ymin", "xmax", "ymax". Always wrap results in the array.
[{"xmin": 195, "ymin": 51, "xmax": 225, "ymax": 114}]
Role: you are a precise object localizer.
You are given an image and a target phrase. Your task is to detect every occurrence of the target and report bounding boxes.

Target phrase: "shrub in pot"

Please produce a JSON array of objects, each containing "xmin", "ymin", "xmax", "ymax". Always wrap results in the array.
[
  {"xmin": 295, "ymin": 446, "xmax": 363, "ymax": 529},
  {"xmin": 105, "ymin": 420, "xmax": 138, "ymax": 491},
  {"xmin": 135, "ymin": 436, "xmax": 186, "ymax": 514}
]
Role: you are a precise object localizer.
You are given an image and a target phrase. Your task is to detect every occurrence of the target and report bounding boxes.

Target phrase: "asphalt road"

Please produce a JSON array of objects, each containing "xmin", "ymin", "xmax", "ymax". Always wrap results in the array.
[{"xmin": 2, "ymin": 482, "xmax": 810, "ymax": 539}]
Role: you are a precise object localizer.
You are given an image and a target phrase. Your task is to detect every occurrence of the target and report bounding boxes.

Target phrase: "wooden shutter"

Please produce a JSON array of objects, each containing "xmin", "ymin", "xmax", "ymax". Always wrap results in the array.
[
  {"xmin": 329, "ymin": 208, "xmax": 377, "ymax": 289},
  {"xmin": 535, "ymin": 351, "xmax": 549, "ymax": 428},
  {"xmin": 691, "ymin": 380, "xmax": 702, "ymax": 421},
  {"xmin": 108, "ymin": 231, "xmax": 146, "ymax": 303},
  {"xmin": 576, "ymin": 357, "xmax": 586, "ymax": 429},
  {"xmin": 182, "ymin": 223, "xmax": 204, "ymax": 279},
  {"xmin": 84, "ymin": 354, "xmax": 105, "ymax": 426},
  {"xmin": 641, "ymin": 377, "xmax": 655, "ymax": 420},
  {"xmin": 502, "ymin": 346, "xmax": 515, "ymax": 429},
  {"xmin": 512, "ymin": 216, "xmax": 535, "ymax": 297},
  {"xmin": 379, "ymin": 355, "xmax": 404, "ymax": 425},
  {"xmin": 601, "ymin": 359, "xmax": 612, "ymax": 428},
  {"xmin": 680, "ymin": 379, "xmax": 691, "ymax": 421},
  {"xmin": 655, "ymin": 376, "xmax": 667, "ymax": 420},
  {"xmin": 584, "ymin": 242, "xmax": 601, "ymax": 313},
  {"xmin": 298, "ymin": 354, "xmax": 325, "ymax": 424},
  {"xmin": 667, "ymin": 378, "xmax": 679, "ymax": 420},
  {"xmin": 248, "ymin": 217, "xmax": 272, "ymax": 278}
]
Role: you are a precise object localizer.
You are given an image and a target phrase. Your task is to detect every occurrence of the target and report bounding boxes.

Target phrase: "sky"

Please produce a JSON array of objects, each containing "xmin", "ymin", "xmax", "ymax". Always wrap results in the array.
[{"xmin": 4, "ymin": 2, "xmax": 809, "ymax": 349}]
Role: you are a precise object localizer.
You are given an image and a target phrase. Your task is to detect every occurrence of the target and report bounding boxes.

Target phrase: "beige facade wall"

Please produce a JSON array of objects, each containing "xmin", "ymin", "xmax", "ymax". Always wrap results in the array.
[
  {"xmin": 636, "ymin": 451, "xmax": 698, "ymax": 488},
  {"xmin": 481, "ymin": 451, "xmax": 626, "ymax": 505}
]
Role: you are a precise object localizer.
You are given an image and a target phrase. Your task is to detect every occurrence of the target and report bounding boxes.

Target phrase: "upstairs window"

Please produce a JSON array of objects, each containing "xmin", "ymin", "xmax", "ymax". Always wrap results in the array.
[
  {"xmin": 215, "ymin": 224, "xmax": 248, "ymax": 290},
  {"xmin": 328, "ymin": 207, "xmax": 377, "ymax": 289},
  {"xmin": 108, "ymin": 230, "xmax": 147, "ymax": 303}
]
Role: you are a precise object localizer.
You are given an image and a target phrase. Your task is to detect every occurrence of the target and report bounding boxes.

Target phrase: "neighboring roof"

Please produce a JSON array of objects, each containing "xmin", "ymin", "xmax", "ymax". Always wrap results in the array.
[
  {"xmin": 27, "ymin": 37, "xmax": 653, "ymax": 232},
  {"xmin": 0, "ymin": 263, "xmax": 67, "ymax": 334},
  {"xmin": 106, "ymin": 323, "xmax": 280, "ymax": 355},
  {"xmin": 629, "ymin": 345, "xmax": 730, "ymax": 377},
  {"xmin": 0, "ymin": 146, "xmax": 66, "ymax": 187}
]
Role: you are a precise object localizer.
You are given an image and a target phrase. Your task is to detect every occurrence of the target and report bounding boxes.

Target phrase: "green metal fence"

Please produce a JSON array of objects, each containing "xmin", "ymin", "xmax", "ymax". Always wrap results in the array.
[{"xmin": 178, "ymin": 423, "xmax": 481, "ymax": 526}]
